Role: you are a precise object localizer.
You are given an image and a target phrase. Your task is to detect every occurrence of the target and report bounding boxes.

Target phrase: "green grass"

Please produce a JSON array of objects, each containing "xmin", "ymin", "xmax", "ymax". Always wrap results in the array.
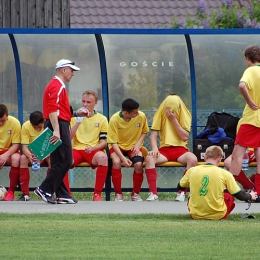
[{"xmin": 1, "ymin": 213, "xmax": 259, "ymax": 260}]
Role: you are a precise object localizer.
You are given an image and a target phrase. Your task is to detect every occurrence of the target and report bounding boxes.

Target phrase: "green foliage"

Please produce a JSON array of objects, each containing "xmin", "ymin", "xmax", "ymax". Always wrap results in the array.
[{"xmin": 157, "ymin": 0, "xmax": 260, "ymax": 29}]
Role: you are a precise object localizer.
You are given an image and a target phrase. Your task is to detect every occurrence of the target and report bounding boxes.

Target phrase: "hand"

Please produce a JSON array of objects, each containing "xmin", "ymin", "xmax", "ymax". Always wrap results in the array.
[
  {"xmin": 76, "ymin": 107, "xmax": 91, "ymax": 117},
  {"xmin": 165, "ymin": 107, "xmax": 176, "ymax": 120},
  {"xmin": 122, "ymin": 157, "xmax": 132, "ymax": 168},
  {"xmin": 148, "ymin": 149, "xmax": 159, "ymax": 159},
  {"xmin": 85, "ymin": 146, "xmax": 93, "ymax": 154},
  {"xmin": 0, "ymin": 154, "xmax": 8, "ymax": 169},
  {"xmin": 50, "ymin": 130, "xmax": 61, "ymax": 145},
  {"xmin": 250, "ymin": 191, "xmax": 258, "ymax": 201}
]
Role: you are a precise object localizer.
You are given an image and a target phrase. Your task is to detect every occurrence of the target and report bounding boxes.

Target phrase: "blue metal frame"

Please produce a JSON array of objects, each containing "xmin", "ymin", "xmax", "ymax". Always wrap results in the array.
[
  {"xmin": 8, "ymin": 34, "xmax": 23, "ymax": 124},
  {"xmin": 185, "ymin": 34, "xmax": 197, "ymax": 138}
]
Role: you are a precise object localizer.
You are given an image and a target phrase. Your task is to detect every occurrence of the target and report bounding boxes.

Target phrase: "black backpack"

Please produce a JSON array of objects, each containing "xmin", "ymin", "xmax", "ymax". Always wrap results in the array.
[{"xmin": 204, "ymin": 112, "xmax": 240, "ymax": 140}]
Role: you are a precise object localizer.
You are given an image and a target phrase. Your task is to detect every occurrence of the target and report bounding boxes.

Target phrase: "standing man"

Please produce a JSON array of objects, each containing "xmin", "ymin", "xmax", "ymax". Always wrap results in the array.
[
  {"xmin": 0, "ymin": 104, "xmax": 21, "ymax": 201},
  {"xmin": 178, "ymin": 146, "xmax": 257, "ymax": 220},
  {"xmin": 229, "ymin": 46, "xmax": 260, "ymax": 201},
  {"xmin": 145, "ymin": 94, "xmax": 197, "ymax": 201},
  {"xmin": 107, "ymin": 98, "xmax": 149, "ymax": 201},
  {"xmin": 34, "ymin": 59, "xmax": 88, "ymax": 204},
  {"xmin": 70, "ymin": 90, "xmax": 108, "ymax": 201}
]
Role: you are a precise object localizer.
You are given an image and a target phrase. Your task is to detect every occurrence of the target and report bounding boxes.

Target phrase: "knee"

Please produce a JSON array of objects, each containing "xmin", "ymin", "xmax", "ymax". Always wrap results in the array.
[
  {"xmin": 97, "ymin": 153, "xmax": 108, "ymax": 166},
  {"xmin": 145, "ymin": 155, "xmax": 155, "ymax": 168},
  {"xmin": 20, "ymin": 154, "xmax": 29, "ymax": 166},
  {"xmin": 134, "ymin": 162, "xmax": 143, "ymax": 172},
  {"xmin": 111, "ymin": 157, "xmax": 121, "ymax": 168},
  {"xmin": 11, "ymin": 153, "xmax": 21, "ymax": 166}
]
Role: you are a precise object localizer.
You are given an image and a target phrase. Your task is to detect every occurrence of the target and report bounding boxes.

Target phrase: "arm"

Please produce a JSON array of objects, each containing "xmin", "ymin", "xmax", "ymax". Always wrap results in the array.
[
  {"xmin": 238, "ymin": 82, "xmax": 259, "ymax": 110},
  {"xmin": 233, "ymin": 190, "xmax": 257, "ymax": 201},
  {"xmin": 70, "ymin": 121, "xmax": 82, "ymax": 139},
  {"xmin": 86, "ymin": 139, "xmax": 107, "ymax": 154},
  {"xmin": 111, "ymin": 143, "xmax": 132, "ymax": 167},
  {"xmin": 22, "ymin": 144, "xmax": 34, "ymax": 164},
  {"xmin": 166, "ymin": 107, "xmax": 189, "ymax": 141},
  {"xmin": 149, "ymin": 130, "xmax": 159, "ymax": 158},
  {"xmin": 131, "ymin": 133, "xmax": 147, "ymax": 156}
]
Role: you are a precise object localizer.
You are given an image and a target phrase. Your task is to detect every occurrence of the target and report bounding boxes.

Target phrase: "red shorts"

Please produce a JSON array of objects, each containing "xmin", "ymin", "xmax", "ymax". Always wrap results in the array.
[
  {"xmin": 221, "ymin": 192, "xmax": 235, "ymax": 219},
  {"xmin": 109, "ymin": 147, "xmax": 142, "ymax": 158},
  {"xmin": 158, "ymin": 146, "xmax": 189, "ymax": 161},
  {"xmin": 72, "ymin": 149, "xmax": 101, "ymax": 169},
  {"xmin": 248, "ymin": 150, "xmax": 255, "ymax": 163},
  {"xmin": 235, "ymin": 124, "xmax": 260, "ymax": 148}
]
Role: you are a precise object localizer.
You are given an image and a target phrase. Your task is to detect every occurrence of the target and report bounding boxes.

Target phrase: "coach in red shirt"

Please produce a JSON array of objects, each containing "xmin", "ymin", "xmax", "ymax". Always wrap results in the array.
[{"xmin": 34, "ymin": 59, "xmax": 87, "ymax": 204}]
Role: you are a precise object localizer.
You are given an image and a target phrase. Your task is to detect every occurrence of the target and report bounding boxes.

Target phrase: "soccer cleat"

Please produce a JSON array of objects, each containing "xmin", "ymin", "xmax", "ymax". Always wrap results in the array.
[
  {"xmin": 56, "ymin": 197, "xmax": 78, "ymax": 204},
  {"xmin": 146, "ymin": 192, "xmax": 159, "ymax": 201},
  {"xmin": 3, "ymin": 191, "xmax": 14, "ymax": 201},
  {"xmin": 115, "ymin": 193, "xmax": 123, "ymax": 201},
  {"xmin": 131, "ymin": 193, "xmax": 143, "ymax": 201},
  {"xmin": 175, "ymin": 191, "xmax": 186, "ymax": 202},
  {"xmin": 17, "ymin": 194, "xmax": 30, "ymax": 201},
  {"xmin": 34, "ymin": 187, "xmax": 57, "ymax": 204},
  {"xmin": 93, "ymin": 193, "xmax": 102, "ymax": 201}
]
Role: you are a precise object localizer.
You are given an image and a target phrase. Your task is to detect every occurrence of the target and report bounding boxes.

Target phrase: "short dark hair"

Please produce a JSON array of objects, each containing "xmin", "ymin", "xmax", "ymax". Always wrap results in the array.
[
  {"xmin": 29, "ymin": 111, "xmax": 44, "ymax": 126},
  {"xmin": 244, "ymin": 46, "xmax": 260, "ymax": 63},
  {"xmin": 122, "ymin": 99, "xmax": 139, "ymax": 113},
  {"xmin": 0, "ymin": 104, "xmax": 8, "ymax": 118}
]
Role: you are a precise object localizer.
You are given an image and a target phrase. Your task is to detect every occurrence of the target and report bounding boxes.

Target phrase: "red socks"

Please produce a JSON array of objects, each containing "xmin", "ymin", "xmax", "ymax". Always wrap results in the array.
[
  {"xmin": 145, "ymin": 168, "xmax": 157, "ymax": 195},
  {"xmin": 234, "ymin": 170, "xmax": 254, "ymax": 190},
  {"xmin": 94, "ymin": 165, "xmax": 108, "ymax": 194},
  {"xmin": 254, "ymin": 173, "xmax": 260, "ymax": 193},
  {"xmin": 19, "ymin": 168, "xmax": 30, "ymax": 196},
  {"xmin": 112, "ymin": 168, "xmax": 122, "ymax": 194},
  {"xmin": 132, "ymin": 171, "xmax": 144, "ymax": 195},
  {"xmin": 9, "ymin": 166, "xmax": 20, "ymax": 192},
  {"xmin": 178, "ymin": 169, "xmax": 187, "ymax": 194}
]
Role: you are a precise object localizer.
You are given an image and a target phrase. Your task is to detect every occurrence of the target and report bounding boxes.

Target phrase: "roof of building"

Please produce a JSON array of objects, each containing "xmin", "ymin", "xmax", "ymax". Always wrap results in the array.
[{"xmin": 70, "ymin": 0, "xmax": 252, "ymax": 28}]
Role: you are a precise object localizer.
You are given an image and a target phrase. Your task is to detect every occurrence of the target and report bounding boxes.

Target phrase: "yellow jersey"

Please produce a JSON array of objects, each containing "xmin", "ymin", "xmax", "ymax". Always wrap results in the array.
[
  {"xmin": 239, "ymin": 65, "xmax": 260, "ymax": 127},
  {"xmin": 151, "ymin": 94, "xmax": 191, "ymax": 148},
  {"xmin": 0, "ymin": 115, "xmax": 21, "ymax": 151},
  {"xmin": 107, "ymin": 110, "xmax": 149, "ymax": 150},
  {"xmin": 71, "ymin": 112, "xmax": 108, "ymax": 150},
  {"xmin": 21, "ymin": 120, "xmax": 44, "ymax": 145}
]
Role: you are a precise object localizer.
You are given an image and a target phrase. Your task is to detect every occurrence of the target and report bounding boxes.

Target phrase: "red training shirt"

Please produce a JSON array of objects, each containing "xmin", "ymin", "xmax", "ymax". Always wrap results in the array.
[{"xmin": 42, "ymin": 76, "xmax": 71, "ymax": 122}]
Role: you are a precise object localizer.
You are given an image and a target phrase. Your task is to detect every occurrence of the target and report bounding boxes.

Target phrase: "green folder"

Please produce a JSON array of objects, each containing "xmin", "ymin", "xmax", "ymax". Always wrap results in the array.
[{"xmin": 27, "ymin": 127, "xmax": 62, "ymax": 160}]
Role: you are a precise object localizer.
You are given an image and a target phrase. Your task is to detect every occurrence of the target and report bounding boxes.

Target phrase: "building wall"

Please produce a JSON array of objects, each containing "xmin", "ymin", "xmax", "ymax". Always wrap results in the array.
[{"xmin": 0, "ymin": 0, "xmax": 70, "ymax": 28}]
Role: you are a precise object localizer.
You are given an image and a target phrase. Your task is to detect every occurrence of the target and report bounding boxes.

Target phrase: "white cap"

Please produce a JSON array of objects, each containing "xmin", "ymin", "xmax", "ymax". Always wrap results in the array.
[{"xmin": 55, "ymin": 59, "xmax": 80, "ymax": 71}]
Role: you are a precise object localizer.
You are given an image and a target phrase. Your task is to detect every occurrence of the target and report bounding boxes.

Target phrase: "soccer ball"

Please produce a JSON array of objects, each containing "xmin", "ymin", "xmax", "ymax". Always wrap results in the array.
[{"xmin": 0, "ymin": 185, "xmax": 7, "ymax": 200}]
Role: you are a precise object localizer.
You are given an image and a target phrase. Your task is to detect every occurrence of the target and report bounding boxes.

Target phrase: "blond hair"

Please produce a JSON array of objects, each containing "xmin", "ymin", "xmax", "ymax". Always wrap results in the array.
[
  {"xmin": 82, "ymin": 90, "xmax": 98, "ymax": 102},
  {"xmin": 204, "ymin": 145, "xmax": 223, "ymax": 160}
]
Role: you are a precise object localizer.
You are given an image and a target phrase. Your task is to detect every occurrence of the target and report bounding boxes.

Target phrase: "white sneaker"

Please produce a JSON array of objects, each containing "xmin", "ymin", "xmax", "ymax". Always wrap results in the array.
[
  {"xmin": 131, "ymin": 193, "xmax": 143, "ymax": 201},
  {"xmin": 115, "ymin": 193, "xmax": 123, "ymax": 201},
  {"xmin": 175, "ymin": 191, "xmax": 186, "ymax": 202},
  {"xmin": 146, "ymin": 192, "xmax": 159, "ymax": 201}
]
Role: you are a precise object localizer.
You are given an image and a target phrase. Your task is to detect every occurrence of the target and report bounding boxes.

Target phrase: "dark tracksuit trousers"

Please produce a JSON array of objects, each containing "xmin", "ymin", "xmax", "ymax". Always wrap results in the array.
[{"xmin": 39, "ymin": 119, "xmax": 72, "ymax": 198}]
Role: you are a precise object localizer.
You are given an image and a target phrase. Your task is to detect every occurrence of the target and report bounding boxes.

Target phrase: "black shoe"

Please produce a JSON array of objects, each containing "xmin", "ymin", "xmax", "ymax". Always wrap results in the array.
[
  {"xmin": 34, "ymin": 187, "xmax": 56, "ymax": 204},
  {"xmin": 56, "ymin": 197, "xmax": 78, "ymax": 204},
  {"xmin": 17, "ymin": 194, "xmax": 30, "ymax": 201}
]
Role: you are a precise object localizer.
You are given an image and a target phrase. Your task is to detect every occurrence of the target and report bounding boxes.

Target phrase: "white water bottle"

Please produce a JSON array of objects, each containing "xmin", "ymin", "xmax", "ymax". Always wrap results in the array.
[
  {"xmin": 242, "ymin": 149, "xmax": 249, "ymax": 171},
  {"xmin": 32, "ymin": 161, "xmax": 40, "ymax": 173}
]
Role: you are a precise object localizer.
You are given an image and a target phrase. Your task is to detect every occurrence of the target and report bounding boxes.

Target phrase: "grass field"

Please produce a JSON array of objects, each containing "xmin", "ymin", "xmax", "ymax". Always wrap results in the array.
[{"xmin": 1, "ymin": 212, "xmax": 259, "ymax": 260}]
